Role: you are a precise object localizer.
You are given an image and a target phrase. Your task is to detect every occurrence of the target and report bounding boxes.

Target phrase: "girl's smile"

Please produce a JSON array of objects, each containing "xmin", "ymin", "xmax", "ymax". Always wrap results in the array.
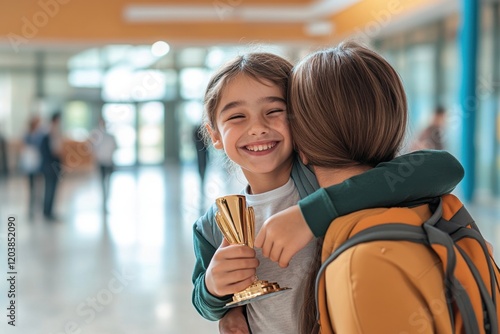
[{"xmin": 244, "ymin": 141, "xmax": 278, "ymax": 153}]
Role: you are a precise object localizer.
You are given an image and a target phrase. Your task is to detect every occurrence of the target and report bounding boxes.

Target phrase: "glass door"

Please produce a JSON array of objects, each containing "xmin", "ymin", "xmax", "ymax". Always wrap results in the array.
[
  {"xmin": 102, "ymin": 103, "xmax": 137, "ymax": 167},
  {"xmin": 138, "ymin": 102, "xmax": 164, "ymax": 165},
  {"xmin": 102, "ymin": 102, "xmax": 165, "ymax": 166}
]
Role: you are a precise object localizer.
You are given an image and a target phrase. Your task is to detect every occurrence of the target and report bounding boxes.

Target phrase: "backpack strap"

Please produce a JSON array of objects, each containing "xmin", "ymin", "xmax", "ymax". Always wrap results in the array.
[
  {"xmin": 433, "ymin": 203, "xmax": 499, "ymax": 334},
  {"xmin": 314, "ymin": 200, "xmax": 497, "ymax": 334},
  {"xmin": 422, "ymin": 215, "xmax": 480, "ymax": 334},
  {"xmin": 455, "ymin": 244, "xmax": 498, "ymax": 334}
]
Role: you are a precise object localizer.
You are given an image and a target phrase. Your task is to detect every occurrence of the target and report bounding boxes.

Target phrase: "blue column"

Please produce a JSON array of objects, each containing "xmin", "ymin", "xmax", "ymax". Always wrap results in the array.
[
  {"xmin": 492, "ymin": 2, "xmax": 500, "ymax": 196},
  {"xmin": 459, "ymin": 0, "xmax": 479, "ymax": 202}
]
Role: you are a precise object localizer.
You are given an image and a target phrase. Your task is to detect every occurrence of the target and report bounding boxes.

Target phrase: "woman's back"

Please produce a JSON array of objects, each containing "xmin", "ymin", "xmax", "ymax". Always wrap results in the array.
[{"xmin": 318, "ymin": 205, "xmax": 453, "ymax": 334}]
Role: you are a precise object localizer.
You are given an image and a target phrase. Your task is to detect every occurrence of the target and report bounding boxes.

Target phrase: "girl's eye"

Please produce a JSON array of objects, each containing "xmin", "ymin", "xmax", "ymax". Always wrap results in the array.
[
  {"xmin": 227, "ymin": 114, "xmax": 244, "ymax": 121},
  {"xmin": 267, "ymin": 109, "xmax": 285, "ymax": 115}
]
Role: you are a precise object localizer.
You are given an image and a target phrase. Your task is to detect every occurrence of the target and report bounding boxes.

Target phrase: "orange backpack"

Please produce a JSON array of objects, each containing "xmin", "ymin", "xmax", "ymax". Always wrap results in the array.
[{"xmin": 315, "ymin": 194, "xmax": 500, "ymax": 334}]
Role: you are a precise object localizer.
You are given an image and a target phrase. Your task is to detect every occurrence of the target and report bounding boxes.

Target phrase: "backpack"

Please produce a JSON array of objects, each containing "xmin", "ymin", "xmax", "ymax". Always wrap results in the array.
[{"xmin": 315, "ymin": 194, "xmax": 500, "ymax": 334}]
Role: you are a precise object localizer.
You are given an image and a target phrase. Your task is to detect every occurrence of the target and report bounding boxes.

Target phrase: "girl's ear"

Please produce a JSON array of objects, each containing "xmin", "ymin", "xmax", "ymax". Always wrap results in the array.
[{"xmin": 205, "ymin": 123, "xmax": 223, "ymax": 150}]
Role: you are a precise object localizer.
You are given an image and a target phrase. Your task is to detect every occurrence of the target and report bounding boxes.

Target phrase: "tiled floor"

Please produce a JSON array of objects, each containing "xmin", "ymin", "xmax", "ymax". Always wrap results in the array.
[{"xmin": 0, "ymin": 162, "xmax": 499, "ymax": 334}]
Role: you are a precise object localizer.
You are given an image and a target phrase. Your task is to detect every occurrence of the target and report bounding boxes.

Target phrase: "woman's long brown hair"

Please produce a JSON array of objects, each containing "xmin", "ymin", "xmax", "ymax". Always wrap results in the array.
[{"xmin": 299, "ymin": 238, "xmax": 322, "ymax": 334}]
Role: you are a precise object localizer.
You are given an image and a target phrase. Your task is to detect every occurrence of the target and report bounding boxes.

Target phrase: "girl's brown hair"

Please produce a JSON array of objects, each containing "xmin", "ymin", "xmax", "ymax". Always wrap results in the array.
[
  {"xmin": 292, "ymin": 41, "xmax": 408, "ymax": 334},
  {"xmin": 289, "ymin": 41, "xmax": 408, "ymax": 169},
  {"xmin": 202, "ymin": 53, "xmax": 293, "ymax": 144}
]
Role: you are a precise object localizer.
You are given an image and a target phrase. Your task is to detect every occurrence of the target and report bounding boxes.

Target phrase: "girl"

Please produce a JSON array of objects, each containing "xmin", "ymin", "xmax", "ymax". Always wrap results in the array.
[{"xmin": 192, "ymin": 52, "xmax": 463, "ymax": 334}]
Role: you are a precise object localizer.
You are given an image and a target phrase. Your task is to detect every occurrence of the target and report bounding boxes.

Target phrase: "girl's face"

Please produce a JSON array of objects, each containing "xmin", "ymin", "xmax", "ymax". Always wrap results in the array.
[{"xmin": 207, "ymin": 74, "xmax": 293, "ymax": 190}]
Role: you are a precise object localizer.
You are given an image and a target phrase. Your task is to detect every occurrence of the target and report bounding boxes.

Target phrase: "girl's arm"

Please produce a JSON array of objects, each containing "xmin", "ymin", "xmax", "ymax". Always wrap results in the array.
[
  {"xmin": 192, "ymin": 206, "xmax": 232, "ymax": 320},
  {"xmin": 301, "ymin": 150, "xmax": 464, "ymax": 237},
  {"xmin": 256, "ymin": 150, "xmax": 464, "ymax": 267},
  {"xmin": 192, "ymin": 205, "xmax": 257, "ymax": 321}
]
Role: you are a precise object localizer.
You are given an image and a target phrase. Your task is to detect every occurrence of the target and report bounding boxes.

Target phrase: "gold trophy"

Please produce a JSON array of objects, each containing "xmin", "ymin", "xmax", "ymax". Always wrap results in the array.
[{"xmin": 215, "ymin": 195, "xmax": 290, "ymax": 308}]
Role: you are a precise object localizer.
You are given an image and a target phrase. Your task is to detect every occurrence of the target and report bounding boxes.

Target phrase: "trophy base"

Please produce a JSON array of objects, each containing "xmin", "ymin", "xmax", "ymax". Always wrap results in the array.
[{"xmin": 224, "ymin": 280, "xmax": 291, "ymax": 308}]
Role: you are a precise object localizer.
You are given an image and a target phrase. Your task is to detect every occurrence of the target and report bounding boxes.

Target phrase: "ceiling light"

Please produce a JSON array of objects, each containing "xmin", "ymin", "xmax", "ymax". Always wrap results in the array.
[{"xmin": 151, "ymin": 41, "xmax": 170, "ymax": 57}]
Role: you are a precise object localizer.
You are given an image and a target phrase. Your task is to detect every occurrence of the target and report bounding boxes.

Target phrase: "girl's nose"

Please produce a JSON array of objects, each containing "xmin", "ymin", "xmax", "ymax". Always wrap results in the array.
[{"xmin": 248, "ymin": 119, "xmax": 269, "ymax": 136}]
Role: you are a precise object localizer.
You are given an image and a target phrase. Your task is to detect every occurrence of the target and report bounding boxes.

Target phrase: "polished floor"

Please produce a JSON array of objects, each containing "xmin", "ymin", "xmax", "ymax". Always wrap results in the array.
[{"xmin": 0, "ymin": 163, "xmax": 499, "ymax": 334}]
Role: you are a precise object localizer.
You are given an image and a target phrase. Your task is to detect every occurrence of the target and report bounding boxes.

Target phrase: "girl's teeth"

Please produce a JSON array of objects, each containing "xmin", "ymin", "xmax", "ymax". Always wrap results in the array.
[{"xmin": 247, "ymin": 143, "xmax": 275, "ymax": 151}]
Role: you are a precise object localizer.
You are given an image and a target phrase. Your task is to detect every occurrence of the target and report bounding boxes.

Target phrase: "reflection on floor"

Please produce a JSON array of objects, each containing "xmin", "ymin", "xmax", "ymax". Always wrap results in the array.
[{"xmin": 0, "ymin": 163, "xmax": 499, "ymax": 334}]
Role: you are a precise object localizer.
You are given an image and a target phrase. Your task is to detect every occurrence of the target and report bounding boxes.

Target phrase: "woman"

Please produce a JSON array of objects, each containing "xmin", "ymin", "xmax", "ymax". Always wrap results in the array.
[{"xmin": 288, "ymin": 41, "xmax": 452, "ymax": 333}]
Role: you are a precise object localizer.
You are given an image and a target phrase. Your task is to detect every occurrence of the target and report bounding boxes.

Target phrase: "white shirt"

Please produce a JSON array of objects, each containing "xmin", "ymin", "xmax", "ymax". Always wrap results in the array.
[
  {"xmin": 92, "ymin": 132, "xmax": 117, "ymax": 166},
  {"xmin": 244, "ymin": 178, "xmax": 317, "ymax": 334}
]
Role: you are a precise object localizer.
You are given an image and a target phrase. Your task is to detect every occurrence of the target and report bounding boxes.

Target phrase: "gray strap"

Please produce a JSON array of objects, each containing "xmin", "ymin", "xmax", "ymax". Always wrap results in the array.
[
  {"xmin": 423, "ymin": 222, "xmax": 480, "ymax": 334},
  {"xmin": 457, "ymin": 245, "xmax": 498, "ymax": 334},
  {"xmin": 451, "ymin": 227, "xmax": 499, "ymax": 305}
]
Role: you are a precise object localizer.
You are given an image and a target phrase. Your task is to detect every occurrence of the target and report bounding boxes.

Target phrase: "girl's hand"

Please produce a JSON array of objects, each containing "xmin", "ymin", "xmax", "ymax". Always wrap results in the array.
[
  {"xmin": 255, "ymin": 205, "xmax": 314, "ymax": 268},
  {"xmin": 205, "ymin": 239, "xmax": 259, "ymax": 297},
  {"xmin": 219, "ymin": 307, "xmax": 250, "ymax": 334}
]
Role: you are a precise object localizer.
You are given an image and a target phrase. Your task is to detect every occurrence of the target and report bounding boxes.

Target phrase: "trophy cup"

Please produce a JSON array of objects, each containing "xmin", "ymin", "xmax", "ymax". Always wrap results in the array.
[{"xmin": 215, "ymin": 195, "xmax": 290, "ymax": 308}]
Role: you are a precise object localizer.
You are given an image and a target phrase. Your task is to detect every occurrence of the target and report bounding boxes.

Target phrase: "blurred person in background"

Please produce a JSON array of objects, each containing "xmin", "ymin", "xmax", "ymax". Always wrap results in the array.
[
  {"xmin": 411, "ymin": 106, "xmax": 447, "ymax": 150},
  {"xmin": 0, "ymin": 125, "xmax": 7, "ymax": 178},
  {"xmin": 40, "ymin": 112, "xmax": 63, "ymax": 221},
  {"xmin": 193, "ymin": 123, "xmax": 209, "ymax": 213},
  {"xmin": 91, "ymin": 118, "xmax": 117, "ymax": 210},
  {"xmin": 193, "ymin": 124, "xmax": 209, "ymax": 180},
  {"xmin": 21, "ymin": 115, "xmax": 44, "ymax": 218}
]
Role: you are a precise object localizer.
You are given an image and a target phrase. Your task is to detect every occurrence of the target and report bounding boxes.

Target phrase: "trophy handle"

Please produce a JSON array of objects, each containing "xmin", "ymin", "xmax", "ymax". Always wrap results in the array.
[
  {"xmin": 245, "ymin": 207, "xmax": 255, "ymax": 248},
  {"xmin": 215, "ymin": 212, "xmax": 238, "ymax": 244},
  {"xmin": 216, "ymin": 196, "xmax": 247, "ymax": 244}
]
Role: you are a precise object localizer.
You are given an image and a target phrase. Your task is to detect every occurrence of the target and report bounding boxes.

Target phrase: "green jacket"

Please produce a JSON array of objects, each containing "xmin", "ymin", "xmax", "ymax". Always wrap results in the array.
[{"xmin": 192, "ymin": 150, "xmax": 464, "ymax": 321}]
